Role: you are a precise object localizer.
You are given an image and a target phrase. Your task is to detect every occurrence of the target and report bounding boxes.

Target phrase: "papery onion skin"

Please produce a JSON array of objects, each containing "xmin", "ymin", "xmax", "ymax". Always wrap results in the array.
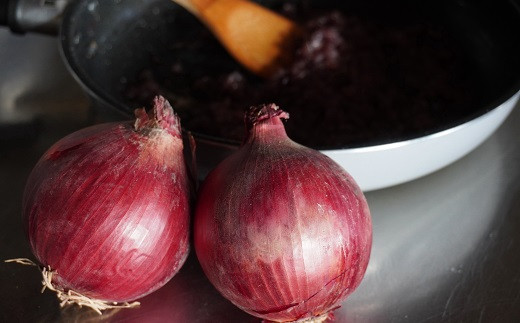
[
  {"xmin": 194, "ymin": 104, "xmax": 372, "ymax": 322},
  {"xmin": 22, "ymin": 96, "xmax": 191, "ymax": 302}
]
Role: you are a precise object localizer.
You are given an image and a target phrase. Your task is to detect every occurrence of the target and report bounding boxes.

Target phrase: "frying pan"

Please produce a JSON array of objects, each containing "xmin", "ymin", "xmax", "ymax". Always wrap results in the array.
[{"xmin": 2, "ymin": 0, "xmax": 520, "ymax": 191}]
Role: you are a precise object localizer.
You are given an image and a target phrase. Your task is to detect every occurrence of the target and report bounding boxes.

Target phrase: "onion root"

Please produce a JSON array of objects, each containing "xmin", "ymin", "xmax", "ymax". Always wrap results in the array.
[
  {"xmin": 262, "ymin": 312, "xmax": 332, "ymax": 323},
  {"xmin": 5, "ymin": 258, "xmax": 140, "ymax": 314}
]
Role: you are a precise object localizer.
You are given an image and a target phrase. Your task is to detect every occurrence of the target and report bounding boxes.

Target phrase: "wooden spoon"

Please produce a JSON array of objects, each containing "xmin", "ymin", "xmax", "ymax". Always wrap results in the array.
[{"xmin": 171, "ymin": 0, "xmax": 302, "ymax": 78}]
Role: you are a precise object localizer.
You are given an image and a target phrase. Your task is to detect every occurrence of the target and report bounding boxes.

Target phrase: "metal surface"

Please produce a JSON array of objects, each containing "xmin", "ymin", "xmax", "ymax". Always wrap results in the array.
[
  {"xmin": 1, "ymin": 0, "xmax": 68, "ymax": 35},
  {"xmin": 1, "ymin": 30, "xmax": 520, "ymax": 323}
]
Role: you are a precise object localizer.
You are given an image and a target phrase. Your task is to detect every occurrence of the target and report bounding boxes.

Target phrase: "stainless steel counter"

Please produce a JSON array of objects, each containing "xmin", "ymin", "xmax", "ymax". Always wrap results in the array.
[{"xmin": 1, "ymin": 30, "xmax": 519, "ymax": 323}]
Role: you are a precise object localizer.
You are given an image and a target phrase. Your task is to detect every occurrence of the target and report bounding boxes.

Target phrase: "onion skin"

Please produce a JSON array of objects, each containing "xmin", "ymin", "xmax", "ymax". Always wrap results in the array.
[
  {"xmin": 22, "ymin": 96, "xmax": 191, "ymax": 302},
  {"xmin": 194, "ymin": 104, "xmax": 372, "ymax": 322}
]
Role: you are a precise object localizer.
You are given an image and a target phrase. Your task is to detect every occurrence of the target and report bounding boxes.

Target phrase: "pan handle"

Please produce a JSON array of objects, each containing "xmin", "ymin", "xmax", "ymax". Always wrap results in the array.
[{"xmin": 0, "ymin": 0, "xmax": 69, "ymax": 35}]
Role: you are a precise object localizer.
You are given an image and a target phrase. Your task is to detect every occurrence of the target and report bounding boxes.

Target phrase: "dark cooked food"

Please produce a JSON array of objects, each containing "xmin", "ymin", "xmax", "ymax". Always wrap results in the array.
[{"xmin": 124, "ymin": 5, "xmax": 477, "ymax": 149}]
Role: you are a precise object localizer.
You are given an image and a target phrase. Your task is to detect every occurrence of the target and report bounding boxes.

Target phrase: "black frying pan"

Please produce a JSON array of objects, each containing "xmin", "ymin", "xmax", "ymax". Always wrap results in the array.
[
  {"xmin": 2, "ymin": 0, "xmax": 520, "ymax": 190},
  {"xmin": 3, "ymin": 0, "xmax": 520, "ymax": 140}
]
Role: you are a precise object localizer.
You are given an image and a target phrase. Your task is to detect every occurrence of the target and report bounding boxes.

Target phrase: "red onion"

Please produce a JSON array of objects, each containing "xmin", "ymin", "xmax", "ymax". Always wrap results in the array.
[
  {"xmin": 21, "ymin": 96, "xmax": 191, "ymax": 309},
  {"xmin": 194, "ymin": 104, "xmax": 372, "ymax": 322}
]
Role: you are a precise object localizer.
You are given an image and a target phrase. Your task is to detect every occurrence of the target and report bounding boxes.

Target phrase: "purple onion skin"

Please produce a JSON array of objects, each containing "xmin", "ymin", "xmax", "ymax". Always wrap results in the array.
[
  {"xmin": 22, "ymin": 97, "xmax": 190, "ymax": 302},
  {"xmin": 194, "ymin": 104, "xmax": 372, "ymax": 322}
]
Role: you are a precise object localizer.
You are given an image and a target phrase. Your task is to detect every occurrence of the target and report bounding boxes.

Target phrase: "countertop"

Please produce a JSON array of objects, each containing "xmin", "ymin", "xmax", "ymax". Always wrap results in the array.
[{"xmin": 1, "ymin": 30, "xmax": 520, "ymax": 323}]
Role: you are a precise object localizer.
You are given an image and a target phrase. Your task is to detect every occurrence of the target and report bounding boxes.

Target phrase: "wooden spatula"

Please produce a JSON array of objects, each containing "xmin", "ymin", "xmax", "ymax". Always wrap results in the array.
[{"xmin": 172, "ymin": 0, "xmax": 302, "ymax": 78}]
